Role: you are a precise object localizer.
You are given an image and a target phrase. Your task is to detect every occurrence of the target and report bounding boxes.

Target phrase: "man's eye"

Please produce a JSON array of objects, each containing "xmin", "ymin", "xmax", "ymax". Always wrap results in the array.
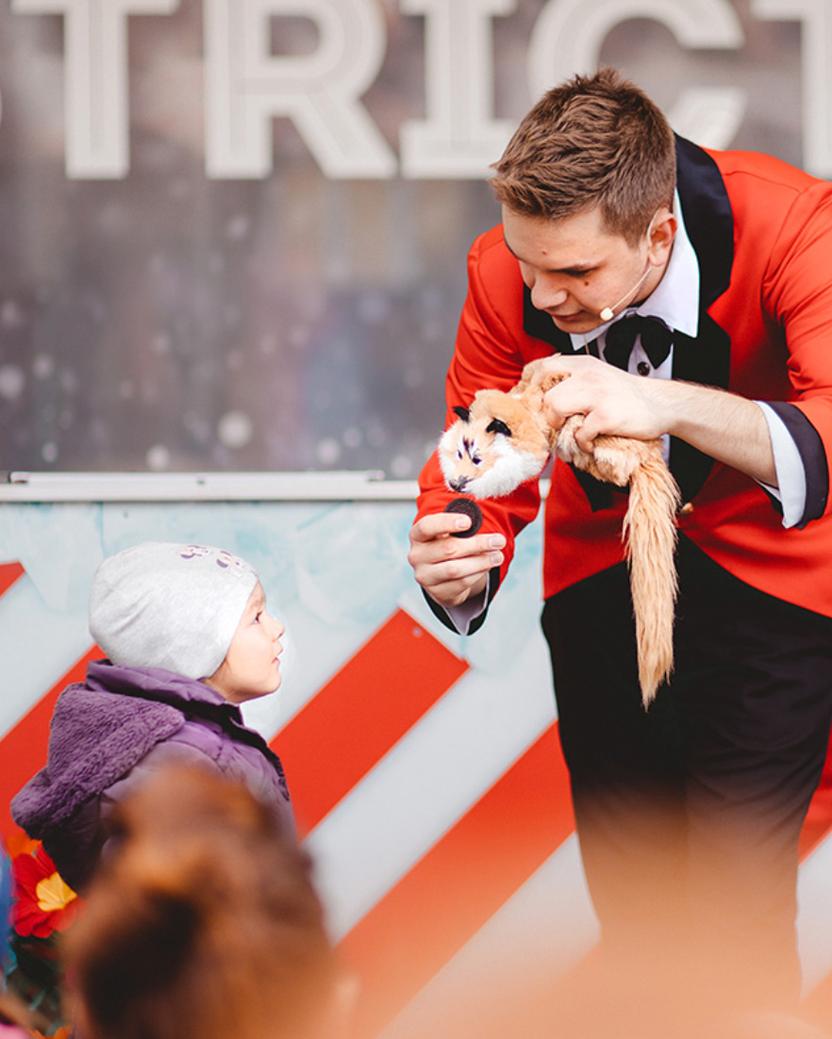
[{"xmin": 565, "ymin": 268, "xmax": 592, "ymax": 278}]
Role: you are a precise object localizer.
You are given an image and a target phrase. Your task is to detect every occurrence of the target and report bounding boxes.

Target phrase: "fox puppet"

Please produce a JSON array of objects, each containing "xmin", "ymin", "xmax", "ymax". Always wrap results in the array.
[{"xmin": 438, "ymin": 358, "xmax": 681, "ymax": 707}]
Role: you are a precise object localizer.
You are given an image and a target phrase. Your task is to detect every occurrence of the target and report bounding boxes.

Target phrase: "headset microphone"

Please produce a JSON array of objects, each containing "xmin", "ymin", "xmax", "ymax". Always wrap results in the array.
[{"xmin": 598, "ymin": 263, "xmax": 653, "ymax": 323}]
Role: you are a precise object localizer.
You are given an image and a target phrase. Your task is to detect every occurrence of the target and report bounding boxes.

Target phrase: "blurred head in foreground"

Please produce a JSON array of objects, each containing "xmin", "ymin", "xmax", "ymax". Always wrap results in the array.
[
  {"xmin": 0, "ymin": 992, "xmax": 38, "ymax": 1038},
  {"xmin": 63, "ymin": 765, "xmax": 342, "ymax": 1039}
]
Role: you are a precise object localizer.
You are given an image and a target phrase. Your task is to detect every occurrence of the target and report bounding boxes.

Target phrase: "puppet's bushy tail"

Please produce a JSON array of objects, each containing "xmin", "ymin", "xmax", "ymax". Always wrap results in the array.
[{"xmin": 624, "ymin": 454, "xmax": 680, "ymax": 708}]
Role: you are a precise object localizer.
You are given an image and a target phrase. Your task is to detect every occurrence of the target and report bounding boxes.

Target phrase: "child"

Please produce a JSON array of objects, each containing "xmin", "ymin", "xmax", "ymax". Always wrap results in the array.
[
  {"xmin": 64, "ymin": 764, "xmax": 342, "ymax": 1039},
  {"xmin": 12, "ymin": 542, "xmax": 293, "ymax": 892}
]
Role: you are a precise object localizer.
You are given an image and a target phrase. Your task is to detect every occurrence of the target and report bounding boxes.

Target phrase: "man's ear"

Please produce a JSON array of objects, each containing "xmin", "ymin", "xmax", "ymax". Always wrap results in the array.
[
  {"xmin": 647, "ymin": 206, "xmax": 676, "ymax": 268},
  {"xmin": 452, "ymin": 405, "xmax": 470, "ymax": 422}
]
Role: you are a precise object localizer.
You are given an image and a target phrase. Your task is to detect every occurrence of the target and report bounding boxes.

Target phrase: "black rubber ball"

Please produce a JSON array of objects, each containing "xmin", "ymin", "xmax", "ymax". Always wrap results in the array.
[{"xmin": 445, "ymin": 498, "xmax": 483, "ymax": 538}]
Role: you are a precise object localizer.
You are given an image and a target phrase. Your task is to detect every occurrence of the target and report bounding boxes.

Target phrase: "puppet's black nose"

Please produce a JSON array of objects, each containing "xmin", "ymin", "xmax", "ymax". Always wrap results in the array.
[{"xmin": 449, "ymin": 476, "xmax": 469, "ymax": 492}]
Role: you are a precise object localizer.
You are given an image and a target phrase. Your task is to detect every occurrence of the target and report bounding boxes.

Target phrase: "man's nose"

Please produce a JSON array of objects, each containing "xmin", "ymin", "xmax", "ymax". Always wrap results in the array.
[{"xmin": 530, "ymin": 277, "xmax": 568, "ymax": 311}]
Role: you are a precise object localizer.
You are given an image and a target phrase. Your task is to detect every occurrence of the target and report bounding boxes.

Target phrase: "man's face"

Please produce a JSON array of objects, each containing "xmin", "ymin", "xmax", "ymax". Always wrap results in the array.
[{"xmin": 501, "ymin": 204, "xmax": 669, "ymax": 336}]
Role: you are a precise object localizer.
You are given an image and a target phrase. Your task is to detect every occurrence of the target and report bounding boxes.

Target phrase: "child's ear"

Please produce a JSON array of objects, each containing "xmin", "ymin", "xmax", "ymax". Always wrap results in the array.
[{"xmin": 452, "ymin": 405, "xmax": 470, "ymax": 422}]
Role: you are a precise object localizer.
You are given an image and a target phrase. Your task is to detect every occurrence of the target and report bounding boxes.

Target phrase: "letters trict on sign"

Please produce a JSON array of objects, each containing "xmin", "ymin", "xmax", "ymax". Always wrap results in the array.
[{"xmin": 7, "ymin": 0, "xmax": 830, "ymax": 180}]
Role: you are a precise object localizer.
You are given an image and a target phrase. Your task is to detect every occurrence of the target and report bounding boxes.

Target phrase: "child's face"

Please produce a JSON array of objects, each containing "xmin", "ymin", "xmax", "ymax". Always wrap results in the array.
[{"xmin": 206, "ymin": 582, "xmax": 285, "ymax": 704}]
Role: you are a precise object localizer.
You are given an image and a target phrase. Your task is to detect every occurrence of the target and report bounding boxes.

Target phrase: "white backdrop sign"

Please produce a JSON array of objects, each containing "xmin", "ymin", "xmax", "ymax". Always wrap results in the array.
[{"xmin": 0, "ymin": 1, "xmax": 816, "ymax": 475}]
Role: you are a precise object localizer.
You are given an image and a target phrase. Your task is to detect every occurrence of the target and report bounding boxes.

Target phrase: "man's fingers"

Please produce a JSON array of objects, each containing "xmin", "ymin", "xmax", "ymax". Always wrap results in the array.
[
  {"xmin": 528, "ymin": 354, "xmax": 600, "ymax": 387},
  {"xmin": 428, "ymin": 572, "xmax": 489, "ymax": 608},
  {"xmin": 544, "ymin": 381, "xmax": 590, "ymax": 427},
  {"xmin": 527, "ymin": 357, "xmax": 560, "ymax": 388},
  {"xmin": 409, "ymin": 529, "xmax": 505, "ymax": 567},
  {"xmin": 410, "ymin": 512, "xmax": 472, "ymax": 542},
  {"xmin": 415, "ymin": 549, "xmax": 504, "ymax": 589},
  {"xmin": 408, "ymin": 514, "xmax": 506, "ymax": 601},
  {"xmin": 574, "ymin": 412, "xmax": 604, "ymax": 451}
]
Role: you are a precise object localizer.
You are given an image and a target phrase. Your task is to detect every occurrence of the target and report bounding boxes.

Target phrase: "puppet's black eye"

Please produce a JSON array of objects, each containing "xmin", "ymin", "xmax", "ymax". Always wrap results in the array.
[
  {"xmin": 453, "ymin": 406, "xmax": 470, "ymax": 422},
  {"xmin": 486, "ymin": 418, "xmax": 512, "ymax": 437}
]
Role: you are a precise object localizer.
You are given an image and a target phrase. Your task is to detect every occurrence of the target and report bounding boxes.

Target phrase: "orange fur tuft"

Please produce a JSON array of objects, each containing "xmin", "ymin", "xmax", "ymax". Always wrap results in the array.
[{"xmin": 439, "ymin": 357, "xmax": 681, "ymax": 707}]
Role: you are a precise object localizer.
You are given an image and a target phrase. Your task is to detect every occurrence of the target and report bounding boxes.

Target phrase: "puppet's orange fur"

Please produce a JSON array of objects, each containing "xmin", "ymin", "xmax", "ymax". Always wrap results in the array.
[{"xmin": 439, "ymin": 358, "xmax": 680, "ymax": 707}]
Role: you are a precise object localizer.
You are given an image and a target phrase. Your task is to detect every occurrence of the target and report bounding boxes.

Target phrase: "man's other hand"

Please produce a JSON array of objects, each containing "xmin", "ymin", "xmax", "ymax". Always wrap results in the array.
[{"xmin": 408, "ymin": 513, "xmax": 505, "ymax": 608}]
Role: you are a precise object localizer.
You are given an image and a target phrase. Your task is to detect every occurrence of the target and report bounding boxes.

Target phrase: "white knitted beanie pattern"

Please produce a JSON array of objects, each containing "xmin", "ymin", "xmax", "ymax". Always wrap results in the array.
[{"xmin": 89, "ymin": 542, "xmax": 258, "ymax": 680}]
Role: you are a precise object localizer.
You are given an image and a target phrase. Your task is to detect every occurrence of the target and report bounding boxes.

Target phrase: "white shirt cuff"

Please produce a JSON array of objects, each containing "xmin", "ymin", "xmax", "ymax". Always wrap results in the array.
[
  {"xmin": 443, "ymin": 573, "xmax": 491, "ymax": 635},
  {"xmin": 756, "ymin": 401, "xmax": 807, "ymax": 529}
]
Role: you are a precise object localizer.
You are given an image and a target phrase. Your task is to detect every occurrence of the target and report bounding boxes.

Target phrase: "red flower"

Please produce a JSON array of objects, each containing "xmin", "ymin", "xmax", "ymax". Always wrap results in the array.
[{"xmin": 11, "ymin": 844, "xmax": 79, "ymax": 938}]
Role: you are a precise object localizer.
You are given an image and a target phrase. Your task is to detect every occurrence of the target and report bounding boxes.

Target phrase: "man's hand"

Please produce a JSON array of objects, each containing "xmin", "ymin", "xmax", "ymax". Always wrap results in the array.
[
  {"xmin": 529, "ymin": 355, "xmax": 670, "ymax": 451},
  {"xmin": 527, "ymin": 353, "xmax": 777, "ymax": 486},
  {"xmin": 408, "ymin": 513, "xmax": 506, "ymax": 609}
]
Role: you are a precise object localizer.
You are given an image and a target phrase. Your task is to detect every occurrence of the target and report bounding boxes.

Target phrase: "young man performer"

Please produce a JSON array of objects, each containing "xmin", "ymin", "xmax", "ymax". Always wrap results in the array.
[{"xmin": 409, "ymin": 68, "xmax": 832, "ymax": 1008}]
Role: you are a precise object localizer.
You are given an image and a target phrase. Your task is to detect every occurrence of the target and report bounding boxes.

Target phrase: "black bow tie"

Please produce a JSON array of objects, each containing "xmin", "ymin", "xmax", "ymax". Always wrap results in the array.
[{"xmin": 604, "ymin": 315, "xmax": 674, "ymax": 371}]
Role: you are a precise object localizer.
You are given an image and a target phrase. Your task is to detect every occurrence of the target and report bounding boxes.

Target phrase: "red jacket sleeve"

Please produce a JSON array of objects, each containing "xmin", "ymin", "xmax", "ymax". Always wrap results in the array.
[
  {"xmin": 415, "ymin": 229, "xmax": 543, "ymax": 600},
  {"xmin": 763, "ymin": 180, "xmax": 832, "ymax": 521}
]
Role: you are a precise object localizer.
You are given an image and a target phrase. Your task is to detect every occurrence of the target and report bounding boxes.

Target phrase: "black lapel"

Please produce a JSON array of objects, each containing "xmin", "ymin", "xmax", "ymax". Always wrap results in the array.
[
  {"xmin": 674, "ymin": 136, "xmax": 733, "ymax": 309},
  {"xmin": 670, "ymin": 317, "xmax": 732, "ymax": 503},
  {"xmin": 669, "ymin": 135, "xmax": 734, "ymax": 502},
  {"xmin": 572, "ymin": 467, "xmax": 614, "ymax": 510}
]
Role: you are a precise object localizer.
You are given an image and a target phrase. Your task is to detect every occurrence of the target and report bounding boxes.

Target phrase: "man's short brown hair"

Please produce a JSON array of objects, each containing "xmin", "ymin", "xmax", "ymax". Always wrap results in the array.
[{"xmin": 492, "ymin": 68, "xmax": 676, "ymax": 244}]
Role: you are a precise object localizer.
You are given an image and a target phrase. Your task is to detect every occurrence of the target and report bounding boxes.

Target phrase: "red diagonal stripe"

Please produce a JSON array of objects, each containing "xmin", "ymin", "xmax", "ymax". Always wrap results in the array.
[
  {"xmin": 0, "ymin": 561, "xmax": 24, "ymax": 597},
  {"xmin": 0, "ymin": 646, "xmax": 101, "ymax": 842},
  {"xmin": 339, "ymin": 723, "xmax": 573, "ymax": 1037},
  {"xmin": 272, "ymin": 609, "xmax": 468, "ymax": 835}
]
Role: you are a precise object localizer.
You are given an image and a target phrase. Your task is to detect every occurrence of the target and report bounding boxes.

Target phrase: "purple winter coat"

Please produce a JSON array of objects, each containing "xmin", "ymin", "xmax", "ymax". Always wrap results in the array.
[{"xmin": 11, "ymin": 660, "xmax": 293, "ymax": 891}]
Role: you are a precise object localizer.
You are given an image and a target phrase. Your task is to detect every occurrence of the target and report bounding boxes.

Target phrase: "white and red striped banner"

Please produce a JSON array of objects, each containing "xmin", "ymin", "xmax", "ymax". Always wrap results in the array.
[{"xmin": 1, "ymin": 500, "xmax": 831, "ymax": 1035}]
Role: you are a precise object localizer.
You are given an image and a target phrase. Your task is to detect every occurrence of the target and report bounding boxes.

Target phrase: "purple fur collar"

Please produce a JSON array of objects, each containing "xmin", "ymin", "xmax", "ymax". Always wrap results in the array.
[{"xmin": 11, "ymin": 662, "xmax": 227, "ymax": 835}]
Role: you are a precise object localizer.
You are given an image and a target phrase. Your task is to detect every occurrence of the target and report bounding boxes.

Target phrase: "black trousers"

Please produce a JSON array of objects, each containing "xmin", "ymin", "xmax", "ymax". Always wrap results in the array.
[{"xmin": 542, "ymin": 536, "xmax": 832, "ymax": 1009}]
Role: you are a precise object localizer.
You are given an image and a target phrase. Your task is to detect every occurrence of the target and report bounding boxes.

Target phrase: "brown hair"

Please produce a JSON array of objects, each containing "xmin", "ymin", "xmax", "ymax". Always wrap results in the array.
[
  {"xmin": 64, "ymin": 766, "xmax": 337, "ymax": 1039},
  {"xmin": 492, "ymin": 68, "xmax": 676, "ymax": 243}
]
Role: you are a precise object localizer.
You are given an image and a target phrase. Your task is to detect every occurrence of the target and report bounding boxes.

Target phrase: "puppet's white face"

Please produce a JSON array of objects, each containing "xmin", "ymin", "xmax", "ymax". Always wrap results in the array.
[{"xmin": 438, "ymin": 401, "xmax": 549, "ymax": 499}]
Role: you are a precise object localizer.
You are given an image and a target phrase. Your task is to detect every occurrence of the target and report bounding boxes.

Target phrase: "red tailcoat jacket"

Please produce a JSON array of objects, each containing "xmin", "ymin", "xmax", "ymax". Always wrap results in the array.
[{"xmin": 416, "ymin": 138, "xmax": 832, "ymax": 627}]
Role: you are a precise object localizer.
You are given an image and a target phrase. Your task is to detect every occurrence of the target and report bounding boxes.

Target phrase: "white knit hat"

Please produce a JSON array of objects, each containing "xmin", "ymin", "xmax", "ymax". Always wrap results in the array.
[{"xmin": 89, "ymin": 542, "xmax": 259, "ymax": 680}]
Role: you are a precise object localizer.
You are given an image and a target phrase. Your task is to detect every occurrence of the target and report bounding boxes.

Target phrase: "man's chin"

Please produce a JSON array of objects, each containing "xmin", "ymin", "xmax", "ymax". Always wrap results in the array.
[{"xmin": 550, "ymin": 312, "xmax": 597, "ymax": 334}]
